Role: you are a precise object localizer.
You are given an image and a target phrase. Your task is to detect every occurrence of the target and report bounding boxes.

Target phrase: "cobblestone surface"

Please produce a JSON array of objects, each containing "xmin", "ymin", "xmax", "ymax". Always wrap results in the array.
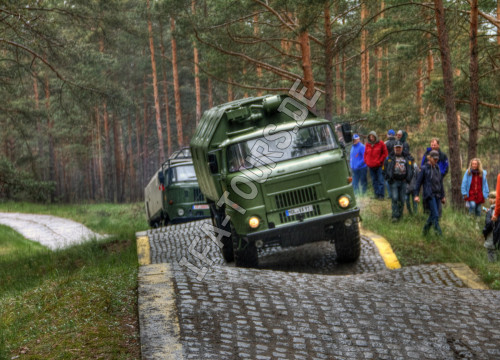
[{"xmin": 146, "ymin": 220, "xmax": 500, "ymax": 359}]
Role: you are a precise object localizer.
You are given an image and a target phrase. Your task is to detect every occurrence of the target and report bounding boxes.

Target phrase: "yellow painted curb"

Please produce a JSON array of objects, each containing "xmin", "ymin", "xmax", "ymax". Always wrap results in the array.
[
  {"xmin": 445, "ymin": 263, "xmax": 489, "ymax": 290},
  {"xmin": 138, "ymin": 263, "xmax": 184, "ymax": 359},
  {"xmin": 137, "ymin": 236, "xmax": 151, "ymax": 266},
  {"xmin": 361, "ymin": 228, "xmax": 401, "ymax": 269}
]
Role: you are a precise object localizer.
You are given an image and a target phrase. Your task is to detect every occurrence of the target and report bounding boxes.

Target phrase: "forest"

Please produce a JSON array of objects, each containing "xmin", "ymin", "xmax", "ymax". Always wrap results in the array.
[{"xmin": 0, "ymin": 0, "xmax": 499, "ymax": 207}]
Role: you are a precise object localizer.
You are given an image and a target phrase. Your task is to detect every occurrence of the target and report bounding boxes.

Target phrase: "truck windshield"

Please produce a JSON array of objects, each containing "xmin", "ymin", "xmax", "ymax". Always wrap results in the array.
[
  {"xmin": 227, "ymin": 124, "xmax": 338, "ymax": 173},
  {"xmin": 169, "ymin": 165, "xmax": 197, "ymax": 183}
]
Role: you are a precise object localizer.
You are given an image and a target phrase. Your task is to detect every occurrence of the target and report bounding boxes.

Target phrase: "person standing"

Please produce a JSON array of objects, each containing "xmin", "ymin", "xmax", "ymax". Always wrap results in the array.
[
  {"xmin": 364, "ymin": 131, "xmax": 388, "ymax": 200},
  {"xmin": 414, "ymin": 150, "xmax": 446, "ymax": 235},
  {"xmin": 396, "ymin": 130, "xmax": 410, "ymax": 156},
  {"xmin": 383, "ymin": 141, "xmax": 414, "ymax": 222},
  {"xmin": 406, "ymin": 161, "xmax": 420, "ymax": 214},
  {"xmin": 349, "ymin": 134, "xmax": 367, "ymax": 195},
  {"xmin": 421, "ymin": 138, "xmax": 449, "ymax": 178},
  {"xmin": 385, "ymin": 129, "xmax": 397, "ymax": 156},
  {"xmin": 492, "ymin": 173, "xmax": 500, "ymax": 222},
  {"xmin": 461, "ymin": 158, "xmax": 489, "ymax": 217},
  {"xmin": 483, "ymin": 191, "xmax": 498, "ymax": 262}
]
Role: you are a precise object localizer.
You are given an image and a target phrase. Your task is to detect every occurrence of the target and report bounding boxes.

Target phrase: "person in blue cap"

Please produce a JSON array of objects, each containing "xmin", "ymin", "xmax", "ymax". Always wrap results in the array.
[
  {"xmin": 350, "ymin": 134, "xmax": 367, "ymax": 195},
  {"xmin": 385, "ymin": 129, "xmax": 397, "ymax": 156}
]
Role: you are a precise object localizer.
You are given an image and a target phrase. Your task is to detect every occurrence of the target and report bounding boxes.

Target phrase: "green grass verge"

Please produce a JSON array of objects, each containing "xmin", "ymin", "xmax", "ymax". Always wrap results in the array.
[
  {"xmin": 359, "ymin": 196, "xmax": 500, "ymax": 290},
  {"xmin": 0, "ymin": 202, "xmax": 149, "ymax": 360}
]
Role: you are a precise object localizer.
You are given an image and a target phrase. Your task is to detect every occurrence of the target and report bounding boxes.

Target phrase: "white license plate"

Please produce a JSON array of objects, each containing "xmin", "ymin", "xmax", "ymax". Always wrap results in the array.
[
  {"xmin": 286, "ymin": 205, "xmax": 313, "ymax": 217},
  {"xmin": 192, "ymin": 204, "xmax": 209, "ymax": 210}
]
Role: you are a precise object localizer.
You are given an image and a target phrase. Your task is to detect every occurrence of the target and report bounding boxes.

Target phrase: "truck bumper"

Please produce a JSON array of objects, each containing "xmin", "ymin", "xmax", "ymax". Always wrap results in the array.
[
  {"xmin": 245, "ymin": 208, "xmax": 360, "ymax": 248},
  {"xmin": 170, "ymin": 214, "xmax": 211, "ymax": 224}
]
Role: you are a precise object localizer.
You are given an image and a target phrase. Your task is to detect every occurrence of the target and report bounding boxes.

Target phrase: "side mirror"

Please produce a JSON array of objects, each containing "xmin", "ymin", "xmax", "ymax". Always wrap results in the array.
[
  {"xmin": 341, "ymin": 123, "xmax": 353, "ymax": 144},
  {"xmin": 208, "ymin": 153, "xmax": 219, "ymax": 174},
  {"xmin": 158, "ymin": 171, "xmax": 165, "ymax": 185}
]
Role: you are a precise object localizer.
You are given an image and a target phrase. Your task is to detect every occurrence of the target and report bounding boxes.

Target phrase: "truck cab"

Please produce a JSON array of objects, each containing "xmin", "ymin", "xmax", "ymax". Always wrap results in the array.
[
  {"xmin": 144, "ymin": 149, "xmax": 210, "ymax": 227},
  {"xmin": 190, "ymin": 94, "xmax": 360, "ymax": 267}
]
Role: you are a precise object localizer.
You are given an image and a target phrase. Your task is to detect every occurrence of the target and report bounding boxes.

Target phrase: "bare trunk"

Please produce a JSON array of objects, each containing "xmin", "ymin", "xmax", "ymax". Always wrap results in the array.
[
  {"xmin": 127, "ymin": 114, "xmax": 136, "ymax": 201},
  {"xmin": 468, "ymin": 0, "xmax": 479, "ymax": 163},
  {"xmin": 227, "ymin": 77, "xmax": 234, "ymax": 102},
  {"xmin": 342, "ymin": 52, "xmax": 347, "ymax": 114},
  {"xmin": 434, "ymin": 0, "xmax": 462, "ymax": 208},
  {"xmin": 143, "ymin": 76, "xmax": 149, "ymax": 185},
  {"xmin": 171, "ymin": 17, "xmax": 184, "ymax": 148},
  {"xmin": 44, "ymin": 70, "xmax": 56, "ymax": 202},
  {"xmin": 335, "ymin": 53, "xmax": 341, "ymax": 116},
  {"xmin": 376, "ymin": 1, "xmax": 384, "ymax": 109},
  {"xmin": 385, "ymin": 47, "xmax": 390, "ymax": 98},
  {"xmin": 103, "ymin": 102, "xmax": 114, "ymax": 202},
  {"xmin": 298, "ymin": 29, "xmax": 315, "ymax": 99},
  {"xmin": 416, "ymin": 60, "xmax": 424, "ymax": 118},
  {"xmin": 360, "ymin": 2, "xmax": 367, "ymax": 113},
  {"xmin": 498, "ymin": 0, "xmax": 500, "ymax": 45},
  {"xmin": 207, "ymin": 77, "xmax": 214, "ymax": 108},
  {"xmin": 33, "ymin": 63, "xmax": 44, "ymax": 179},
  {"xmin": 426, "ymin": 33, "xmax": 434, "ymax": 83},
  {"xmin": 159, "ymin": 20, "xmax": 172, "ymax": 156},
  {"xmin": 254, "ymin": 14, "xmax": 263, "ymax": 96},
  {"xmin": 147, "ymin": 0, "xmax": 166, "ymax": 164},
  {"xmin": 324, "ymin": 3, "xmax": 334, "ymax": 120},
  {"xmin": 95, "ymin": 107, "xmax": 105, "ymax": 199},
  {"xmin": 192, "ymin": 0, "xmax": 202, "ymax": 125},
  {"xmin": 134, "ymin": 108, "xmax": 144, "ymax": 191}
]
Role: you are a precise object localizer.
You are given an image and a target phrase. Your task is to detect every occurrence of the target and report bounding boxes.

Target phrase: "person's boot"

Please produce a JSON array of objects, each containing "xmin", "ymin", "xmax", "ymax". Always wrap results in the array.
[
  {"xmin": 487, "ymin": 250, "xmax": 497, "ymax": 263},
  {"xmin": 422, "ymin": 224, "xmax": 431, "ymax": 236}
]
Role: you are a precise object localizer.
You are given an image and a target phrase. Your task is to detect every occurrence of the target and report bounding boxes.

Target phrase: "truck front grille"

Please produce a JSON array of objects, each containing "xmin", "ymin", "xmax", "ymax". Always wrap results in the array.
[
  {"xmin": 193, "ymin": 188, "xmax": 205, "ymax": 203},
  {"xmin": 278, "ymin": 204, "xmax": 321, "ymax": 224},
  {"xmin": 275, "ymin": 186, "xmax": 318, "ymax": 210}
]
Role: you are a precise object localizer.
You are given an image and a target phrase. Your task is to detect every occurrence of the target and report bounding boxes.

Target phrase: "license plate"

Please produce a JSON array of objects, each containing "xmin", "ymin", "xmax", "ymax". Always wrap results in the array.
[
  {"xmin": 192, "ymin": 204, "xmax": 209, "ymax": 210},
  {"xmin": 286, "ymin": 205, "xmax": 313, "ymax": 216}
]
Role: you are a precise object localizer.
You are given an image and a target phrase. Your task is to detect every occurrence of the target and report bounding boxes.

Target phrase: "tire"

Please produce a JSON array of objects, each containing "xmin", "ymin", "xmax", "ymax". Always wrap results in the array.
[
  {"xmin": 333, "ymin": 217, "xmax": 361, "ymax": 263},
  {"xmin": 209, "ymin": 203, "xmax": 234, "ymax": 263},
  {"xmin": 232, "ymin": 226, "xmax": 258, "ymax": 268}
]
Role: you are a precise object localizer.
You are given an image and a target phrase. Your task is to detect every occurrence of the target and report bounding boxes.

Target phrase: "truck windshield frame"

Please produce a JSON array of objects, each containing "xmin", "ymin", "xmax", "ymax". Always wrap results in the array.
[
  {"xmin": 168, "ymin": 165, "xmax": 198, "ymax": 184},
  {"xmin": 227, "ymin": 124, "xmax": 338, "ymax": 173}
]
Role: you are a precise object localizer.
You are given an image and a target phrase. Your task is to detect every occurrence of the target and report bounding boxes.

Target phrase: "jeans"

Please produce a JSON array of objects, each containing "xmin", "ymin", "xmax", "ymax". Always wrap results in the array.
[
  {"xmin": 467, "ymin": 201, "xmax": 482, "ymax": 217},
  {"xmin": 369, "ymin": 167, "xmax": 385, "ymax": 198},
  {"xmin": 406, "ymin": 193, "xmax": 418, "ymax": 214},
  {"xmin": 352, "ymin": 168, "xmax": 368, "ymax": 195},
  {"xmin": 424, "ymin": 197, "xmax": 442, "ymax": 235},
  {"xmin": 389, "ymin": 180, "xmax": 406, "ymax": 219}
]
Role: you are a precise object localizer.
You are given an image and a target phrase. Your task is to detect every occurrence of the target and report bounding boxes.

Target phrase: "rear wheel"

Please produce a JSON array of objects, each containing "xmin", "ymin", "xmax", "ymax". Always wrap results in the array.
[
  {"xmin": 333, "ymin": 217, "xmax": 361, "ymax": 263},
  {"xmin": 232, "ymin": 226, "xmax": 258, "ymax": 268}
]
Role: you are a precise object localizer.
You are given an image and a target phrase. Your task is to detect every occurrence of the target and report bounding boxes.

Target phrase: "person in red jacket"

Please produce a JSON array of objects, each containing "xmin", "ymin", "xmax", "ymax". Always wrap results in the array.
[
  {"xmin": 364, "ymin": 131, "xmax": 389, "ymax": 200},
  {"xmin": 493, "ymin": 173, "xmax": 500, "ymax": 222}
]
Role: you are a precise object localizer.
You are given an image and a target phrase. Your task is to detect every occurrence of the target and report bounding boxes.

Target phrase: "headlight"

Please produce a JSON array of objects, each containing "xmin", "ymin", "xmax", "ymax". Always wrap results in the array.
[
  {"xmin": 249, "ymin": 216, "xmax": 260, "ymax": 229},
  {"xmin": 338, "ymin": 196, "xmax": 350, "ymax": 208},
  {"xmin": 177, "ymin": 208, "xmax": 185, "ymax": 216}
]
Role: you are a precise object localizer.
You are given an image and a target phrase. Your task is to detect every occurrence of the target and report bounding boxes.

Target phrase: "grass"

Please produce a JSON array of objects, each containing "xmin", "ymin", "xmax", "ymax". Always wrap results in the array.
[
  {"xmin": 359, "ymin": 195, "xmax": 500, "ymax": 290},
  {"xmin": 0, "ymin": 202, "xmax": 149, "ymax": 360}
]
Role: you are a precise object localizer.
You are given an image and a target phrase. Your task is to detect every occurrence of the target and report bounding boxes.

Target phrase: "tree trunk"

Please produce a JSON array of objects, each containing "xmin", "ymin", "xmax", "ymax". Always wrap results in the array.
[
  {"xmin": 385, "ymin": 46, "xmax": 390, "ymax": 98},
  {"xmin": 468, "ymin": 0, "xmax": 479, "ymax": 163},
  {"xmin": 103, "ymin": 102, "xmax": 114, "ymax": 202},
  {"xmin": 335, "ymin": 52, "xmax": 342, "ymax": 116},
  {"xmin": 360, "ymin": 2, "xmax": 367, "ymax": 113},
  {"xmin": 127, "ymin": 114, "xmax": 136, "ymax": 201},
  {"xmin": 324, "ymin": 3, "xmax": 334, "ymax": 120},
  {"xmin": 426, "ymin": 33, "xmax": 434, "ymax": 83},
  {"xmin": 298, "ymin": 29, "xmax": 315, "ymax": 99},
  {"xmin": 497, "ymin": 0, "xmax": 500, "ymax": 45},
  {"xmin": 416, "ymin": 60, "xmax": 424, "ymax": 118},
  {"xmin": 434, "ymin": 0, "xmax": 462, "ymax": 208},
  {"xmin": 342, "ymin": 52, "xmax": 347, "ymax": 114},
  {"xmin": 159, "ymin": 20, "xmax": 172, "ymax": 156},
  {"xmin": 134, "ymin": 108, "xmax": 144, "ymax": 191},
  {"xmin": 44, "ymin": 70, "xmax": 56, "ymax": 202},
  {"xmin": 143, "ymin": 76, "xmax": 149, "ymax": 185},
  {"xmin": 254, "ymin": 13, "xmax": 263, "ymax": 96},
  {"xmin": 171, "ymin": 17, "xmax": 184, "ymax": 148},
  {"xmin": 95, "ymin": 106, "xmax": 104, "ymax": 199},
  {"xmin": 192, "ymin": 0, "xmax": 202, "ymax": 126},
  {"xmin": 32, "ymin": 62, "xmax": 44, "ymax": 180},
  {"xmin": 207, "ymin": 77, "xmax": 213, "ymax": 108},
  {"xmin": 147, "ymin": 0, "xmax": 165, "ymax": 164},
  {"xmin": 227, "ymin": 77, "xmax": 234, "ymax": 102}
]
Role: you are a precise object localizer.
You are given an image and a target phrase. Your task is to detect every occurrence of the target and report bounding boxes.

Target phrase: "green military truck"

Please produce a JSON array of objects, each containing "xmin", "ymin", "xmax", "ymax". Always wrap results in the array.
[
  {"xmin": 190, "ymin": 94, "xmax": 361, "ymax": 267},
  {"xmin": 144, "ymin": 149, "xmax": 210, "ymax": 227}
]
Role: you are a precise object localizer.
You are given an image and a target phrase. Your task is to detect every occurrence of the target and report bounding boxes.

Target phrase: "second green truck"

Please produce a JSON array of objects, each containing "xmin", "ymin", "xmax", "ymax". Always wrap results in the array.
[{"xmin": 190, "ymin": 94, "xmax": 361, "ymax": 267}]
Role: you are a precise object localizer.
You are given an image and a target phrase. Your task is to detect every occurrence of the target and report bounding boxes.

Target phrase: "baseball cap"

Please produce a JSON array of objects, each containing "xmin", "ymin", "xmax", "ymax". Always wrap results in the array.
[
  {"xmin": 394, "ymin": 141, "xmax": 403, "ymax": 147},
  {"xmin": 353, "ymin": 134, "xmax": 360, "ymax": 140},
  {"xmin": 387, "ymin": 129, "xmax": 395, "ymax": 136},
  {"xmin": 429, "ymin": 150, "xmax": 439, "ymax": 159}
]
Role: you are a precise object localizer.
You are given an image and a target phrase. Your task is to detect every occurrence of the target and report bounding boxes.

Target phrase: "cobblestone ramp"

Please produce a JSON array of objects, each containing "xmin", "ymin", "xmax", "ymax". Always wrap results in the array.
[{"xmin": 172, "ymin": 263, "xmax": 500, "ymax": 360}]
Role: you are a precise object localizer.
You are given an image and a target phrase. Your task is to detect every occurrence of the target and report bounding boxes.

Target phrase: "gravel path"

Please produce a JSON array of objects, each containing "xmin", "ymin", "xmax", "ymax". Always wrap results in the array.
[{"xmin": 0, "ymin": 212, "xmax": 106, "ymax": 250}]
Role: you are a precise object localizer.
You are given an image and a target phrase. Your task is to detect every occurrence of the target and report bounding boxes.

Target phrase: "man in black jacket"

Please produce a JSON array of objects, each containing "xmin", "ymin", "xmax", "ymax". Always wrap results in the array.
[
  {"xmin": 383, "ymin": 141, "xmax": 414, "ymax": 222},
  {"xmin": 414, "ymin": 150, "xmax": 446, "ymax": 235}
]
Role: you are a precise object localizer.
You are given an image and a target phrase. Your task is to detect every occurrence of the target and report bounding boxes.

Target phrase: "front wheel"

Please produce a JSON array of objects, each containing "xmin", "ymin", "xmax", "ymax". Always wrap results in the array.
[
  {"xmin": 232, "ymin": 227, "xmax": 258, "ymax": 268},
  {"xmin": 333, "ymin": 218, "xmax": 361, "ymax": 263}
]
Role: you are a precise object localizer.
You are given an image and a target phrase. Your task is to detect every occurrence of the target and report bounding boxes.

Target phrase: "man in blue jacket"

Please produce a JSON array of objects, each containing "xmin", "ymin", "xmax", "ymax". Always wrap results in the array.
[
  {"xmin": 350, "ymin": 134, "xmax": 367, "ymax": 195},
  {"xmin": 414, "ymin": 150, "xmax": 446, "ymax": 236}
]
